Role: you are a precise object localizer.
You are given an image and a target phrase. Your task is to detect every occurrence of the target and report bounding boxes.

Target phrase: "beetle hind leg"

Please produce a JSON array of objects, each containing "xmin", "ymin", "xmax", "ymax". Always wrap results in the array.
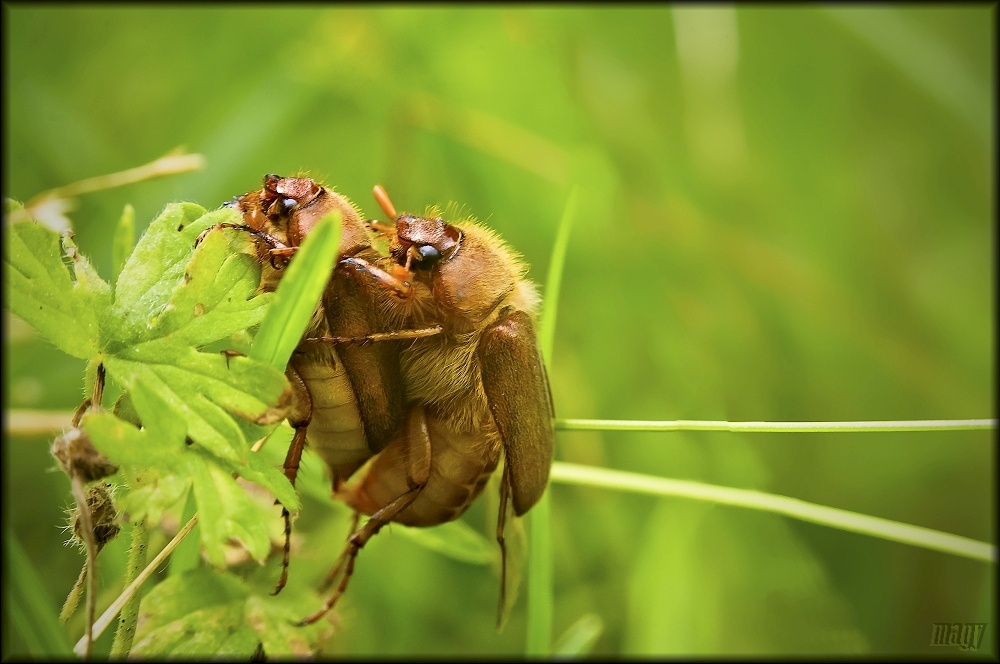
[
  {"xmin": 298, "ymin": 482, "xmax": 425, "ymax": 626},
  {"xmin": 299, "ymin": 406, "xmax": 433, "ymax": 625},
  {"xmin": 495, "ymin": 462, "xmax": 512, "ymax": 630},
  {"xmin": 318, "ymin": 511, "xmax": 360, "ymax": 592},
  {"xmin": 272, "ymin": 366, "xmax": 313, "ymax": 596}
]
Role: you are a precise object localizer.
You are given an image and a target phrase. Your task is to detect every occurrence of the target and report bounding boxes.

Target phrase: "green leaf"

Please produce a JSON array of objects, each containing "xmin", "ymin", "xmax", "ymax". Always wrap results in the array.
[
  {"xmin": 133, "ymin": 568, "xmax": 332, "ymax": 658},
  {"xmin": 186, "ymin": 451, "xmax": 273, "ymax": 566},
  {"xmin": 254, "ymin": 424, "xmax": 332, "ymax": 506},
  {"xmin": 552, "ymin": 613, "xmax": 604, "ymax": 657},
  {"xmin": 7, "ymin": 194, "xmax": 321, "ymax": 641},
  {"xmin": 87, "ymin": 379, "xmax": 295, "ymax": 565},
  {"xmin": 104, "ymin": 341, "xmax": 288, "ymax": 463},
  {"xmin": 230, "ymin": 451, "xmax": 299, "ymax": 511},
  {"xmin": 244, "ymin": 596, "xmax": 314, "ymax": 657},
  {"xmin": 251, "ymin": 212, "xmax": 341, "ymax": 370},
  {"xmin": 131, "ymin": 568, "xmax": 250, "ymax": 656},
  {"xmin": 3, "ymin": 220, "xmax": 99, "ymax": 358},
  {"xmin": 111, "ymin": 203, "xmax": 134, "ymax": 285},
  {"xmin": 83, "ymin": 413, "xmax": 182, "ymax": 470},
  {"xmin": 61, "ymin": 231, "xmax": 113, "ymax": 337},
  {"xmin": 110, "ymin": 203, "xmax": 231, "ymax": 344},
  {"xmin": 147, "ymin": 225, "xmax": 271, "ymax": 346},
  {"xmin": 120, "ymin": 469, "xmax": 193, "ymax": 527},
  {"xmin": 98, "ymin": 207, "xmax": 286, "ymax": 466},
  {"xmin": 395, "ymin": 519, "xmax": 497, "ymax": 565},
  {"xmin": 5, "ymin": 532, "xmax": 75, "ymax": 657},
  {"xmin": 84, "ymin": 383, "xmax": 192, "ymax": 525}
]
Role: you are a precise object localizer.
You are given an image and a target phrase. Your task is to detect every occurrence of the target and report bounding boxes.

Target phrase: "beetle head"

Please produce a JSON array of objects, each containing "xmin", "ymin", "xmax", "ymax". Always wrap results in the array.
[
  {"xmin": 231, "ymin": 175, "xmax": 367, "ymax": 256},
  {"xmin": 391, "ymin": 215, "xmax": 462, "ymax": 270}
]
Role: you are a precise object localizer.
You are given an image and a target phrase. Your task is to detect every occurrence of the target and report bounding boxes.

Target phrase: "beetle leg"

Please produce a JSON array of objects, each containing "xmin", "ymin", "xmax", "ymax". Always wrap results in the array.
[
  {"xmin": 365, "ymin": 219, "xmax": 396, "ymax": 237},
  {"xmin": 301, "ymin": 325, "xmax": 443, "ymax": 346},
  {"xmin": 318, "ymin": 511, "xmax": 361, "ymax": 592},
  {"xmin": 298, "ymin": 485, "xmax": 425, "ymax": 626},
  {"xmin": 193, "ymin": 222, "xmax": 247, "ymax": 247},
  {"xmin": 495, "ymin": 461, "xmax": 512, "ymax": 630},
  {"xmin": 267, "ymin": 245, "xmax": 298, "ymax": 269},
  {"xmin": 194, "ymin": 223, "xmax": 285, "ymax": 249},
  {"xmin": 220, "ymin": 349, "xmax": 244, "ymax": 369},
  {"xmin": 338, "ymin": 256, "xmax": 413, "ymax": 299},
  {"xmin": 272, "ymin": 365, "xmax": 313, "ymax": 596},
  {"xmin": 299, "ymin": 407, "xmax": 432, "ymax": 626}
]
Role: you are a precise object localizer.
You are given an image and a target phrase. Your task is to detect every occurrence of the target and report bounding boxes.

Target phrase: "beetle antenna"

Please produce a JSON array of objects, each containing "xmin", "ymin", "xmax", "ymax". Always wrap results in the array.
[{"xmin": 373, "ymin": 184, "xmax": 398, "ymax": 220}]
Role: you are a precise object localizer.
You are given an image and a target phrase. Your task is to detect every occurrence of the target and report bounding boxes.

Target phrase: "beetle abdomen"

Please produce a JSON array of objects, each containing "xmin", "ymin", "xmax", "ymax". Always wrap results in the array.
[
  {"xmin": 290, "ymin": 352, "xmax": 369, "ymax": 483},
  {"xmin": 345, "ymin": 409, "xmax": 501, "ymax": 527}
]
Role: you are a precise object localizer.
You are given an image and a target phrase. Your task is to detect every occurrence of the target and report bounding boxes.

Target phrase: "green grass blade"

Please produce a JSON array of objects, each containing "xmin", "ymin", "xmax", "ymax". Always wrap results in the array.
[
  {"xmin": 5, "ymin": 532, "xmax": 74, "ymax": 656},
  {"xmin": 550, "ymin": 462, "xmax": 997, "ymax": 564},
  {"xmin": 249, "ymin": 212, "xmax": 341, "ymax": 370},
  {"xmin": 556, "ymin": 418, "xmax": 997, "ymax": 432},
  {"xmin": 525, "ymin": 497, "xmax": 553, "ymax": 655},
  {"xmin": 526, "ymin": 187, "xmax": 578, "ymax": 656},
  {"xmin": 537, "ymin": 187, "xmax": 577, "ymax": 365}
]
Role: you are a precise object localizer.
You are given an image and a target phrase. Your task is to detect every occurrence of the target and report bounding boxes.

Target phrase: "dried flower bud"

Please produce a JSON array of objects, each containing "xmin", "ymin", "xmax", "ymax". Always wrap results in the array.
[
  {"xmin": 51, "ymin": 427, "xmax": 118, "ymax": 483},
  {"xmin": 70, "ymin": 483, "xmax": 121, "ymax": 551}
]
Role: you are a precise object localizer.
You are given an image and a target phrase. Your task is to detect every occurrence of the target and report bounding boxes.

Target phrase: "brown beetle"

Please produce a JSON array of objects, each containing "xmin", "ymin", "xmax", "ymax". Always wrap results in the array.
[
  {"xmin": 298, "ymin": 185, "xmax": 554, "ymax": 626},
  {"xmin": 223, "ymin": 175, "xmax": 440, "ymax": 592}
]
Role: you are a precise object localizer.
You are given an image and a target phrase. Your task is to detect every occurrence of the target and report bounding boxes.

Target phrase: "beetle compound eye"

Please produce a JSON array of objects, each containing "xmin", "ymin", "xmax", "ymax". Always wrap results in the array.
[
  {"xmin": 282, "ymin": 198, "xmax": 298, "ymax": 211},
  {"xmin": 416, "ymin": 244, "xmax": 441, "ymax": 264}
]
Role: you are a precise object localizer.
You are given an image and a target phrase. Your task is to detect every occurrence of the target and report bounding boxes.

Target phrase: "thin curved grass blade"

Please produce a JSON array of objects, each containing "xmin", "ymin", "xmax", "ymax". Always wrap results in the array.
[{"xmin": 526, "ymin": 187, "xmax": 578, "ymax": 655}]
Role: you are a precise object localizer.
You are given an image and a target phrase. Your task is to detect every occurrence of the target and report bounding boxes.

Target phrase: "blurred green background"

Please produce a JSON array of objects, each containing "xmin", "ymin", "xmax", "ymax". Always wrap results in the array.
[{"xmin": 3, "ymin": 6, "xmax": 994, "ymax": 657}]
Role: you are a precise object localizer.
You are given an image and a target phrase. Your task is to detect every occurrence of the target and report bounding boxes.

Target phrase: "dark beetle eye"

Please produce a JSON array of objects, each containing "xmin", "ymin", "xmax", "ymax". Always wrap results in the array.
[
  {"xmin": 282, "ymin": 198, "xmax": 298, "ymax": 211},
  {"xmin": 416, "ymin": 244, "xmax": 441, "ymax": 264}
]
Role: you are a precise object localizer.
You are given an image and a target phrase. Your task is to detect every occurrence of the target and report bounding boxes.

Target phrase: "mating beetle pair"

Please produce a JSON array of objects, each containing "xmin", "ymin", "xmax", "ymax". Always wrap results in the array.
[{"xmin": 221, "ymin": 174, "xmax": 554, "ymax": 625}]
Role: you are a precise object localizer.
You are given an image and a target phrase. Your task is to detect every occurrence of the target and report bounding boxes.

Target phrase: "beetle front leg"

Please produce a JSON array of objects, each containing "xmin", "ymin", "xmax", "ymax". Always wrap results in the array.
[
  {"xmin": 266, "ymin": 245, "xmax": 298, "ymax": 269},
  {"xmin": 339, "ymin": 256, "xmax": 414, "ymax": 299}
]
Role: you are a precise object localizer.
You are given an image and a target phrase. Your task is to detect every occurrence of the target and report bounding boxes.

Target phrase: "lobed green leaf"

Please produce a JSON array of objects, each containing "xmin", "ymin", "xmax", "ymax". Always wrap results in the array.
[
  {"xmin": 131, "ymin": 568, "xmax": 249, "ymax": 656},
  {"xmin": 110, "ymin": 204, "xmax": 233, "ymax": 344},
  {"xmin": 3, "ymin": 220, "xmax": 99, "ymax": 358},
  {"xmin": 186, "ymin": 452, "xmax": 273, "ymax": 566},
  {"xmin": 111, "ymin": 203, "xmax": 135, "ymax": 285},
  {"xmin": 133, "ymin": 568, "xmax": 332, "ymax": 658},
  {"xmin": 61, "ymin": 231, "xmax": 113, "ymax": 340},
  {"xmin": 148, "ymin": 225, "xmax": 269, "ymax": 346}
]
